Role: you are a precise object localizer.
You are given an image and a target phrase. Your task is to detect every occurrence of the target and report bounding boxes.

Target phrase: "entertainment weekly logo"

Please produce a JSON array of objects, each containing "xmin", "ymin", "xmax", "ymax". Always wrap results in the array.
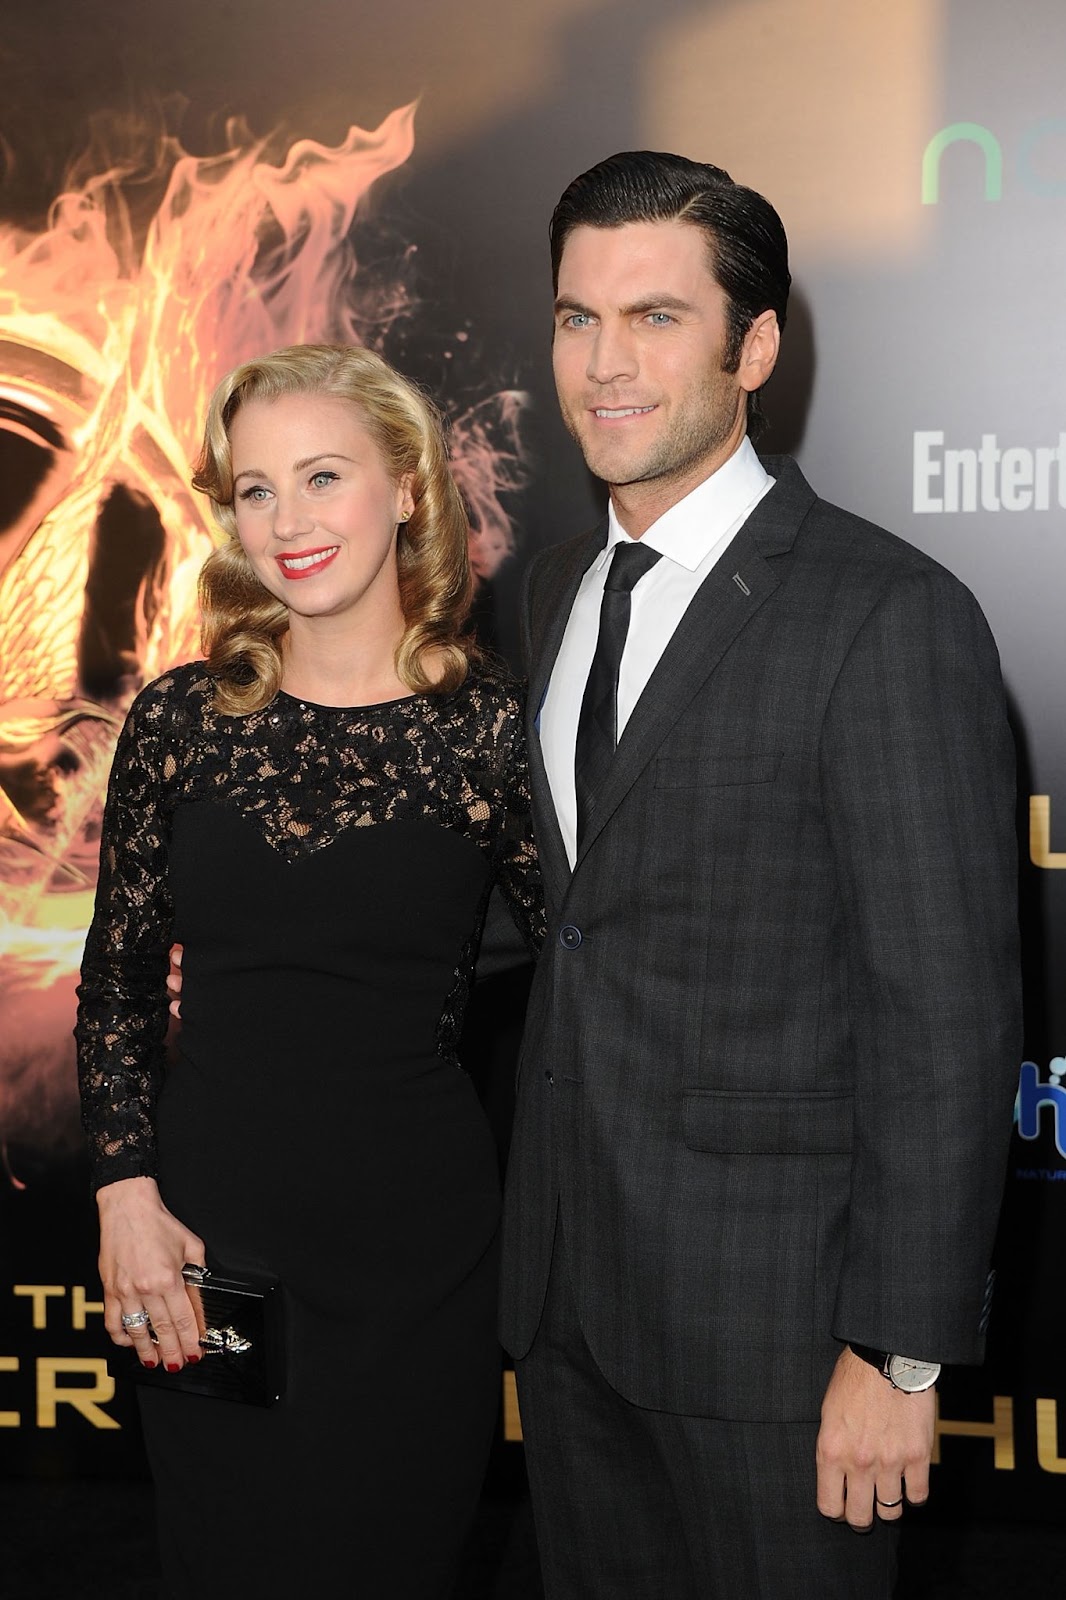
[
  {"xmin": 1014, "ymin": 1057, "xmax": 1066, "ymax": 1181},
  {"xmin": 913, "ymin": 432, "xmax": 1066, "ymax": 514}
]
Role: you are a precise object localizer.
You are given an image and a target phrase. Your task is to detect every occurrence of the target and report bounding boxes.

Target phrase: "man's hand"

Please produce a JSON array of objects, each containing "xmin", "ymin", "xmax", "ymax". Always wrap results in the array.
[
  {"xmin": 167, "ymin": 943, "xmax": 183, "ymax": 1019},
  {"xmin": 816, "ymin": 1345, "xmax": 935, "ymax": 1530}
]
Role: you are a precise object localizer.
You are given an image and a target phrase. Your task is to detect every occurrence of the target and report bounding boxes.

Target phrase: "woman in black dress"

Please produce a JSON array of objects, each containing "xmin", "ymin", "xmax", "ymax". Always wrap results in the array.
[{"xmin": 75, "ymin": 343, "xmax": 543, "ymax": 1598}]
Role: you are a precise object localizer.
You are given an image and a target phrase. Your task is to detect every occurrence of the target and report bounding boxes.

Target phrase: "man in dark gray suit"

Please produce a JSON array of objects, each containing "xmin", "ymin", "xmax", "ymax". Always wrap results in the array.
[{"xmin": 499, "ymin": 152, "xmax": 1020, "ymax": 1598}]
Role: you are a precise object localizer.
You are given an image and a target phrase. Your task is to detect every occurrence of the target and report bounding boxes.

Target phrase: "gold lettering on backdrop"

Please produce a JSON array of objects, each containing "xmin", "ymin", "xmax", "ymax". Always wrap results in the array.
[
  {"xmin": 1035, "ymin": 1400, "xmax": 1066, "ymax": 1474},
  {"xmin": 933, "ymin": 1395, "xmax": 1016, "ymax": 1470},
  {"xmin": 36, "ymin": 1359, "xmax": 120, "ymax": 1430},
  {"xmin": 5, "ymin": 1284, "xmax": 124, "ymax": 1428},
  {"xmin": 13, "ymin": 1285, "xmax": 65, "ymax": 1329},
  {"xmin": 0, "ymin": 1356, "xmax": 21, "ymax": 1427},
  {"xmin": 1030, "ymin": 796, "xmax": 1066, "ymax": 868},
  {"xmin": 71, "ymin": 1285, "xmax": 106, "ymax": 1329}
]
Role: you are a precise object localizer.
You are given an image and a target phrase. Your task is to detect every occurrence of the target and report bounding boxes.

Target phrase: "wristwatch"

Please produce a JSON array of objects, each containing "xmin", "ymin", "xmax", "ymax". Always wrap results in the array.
[{"xmin": 850, "ymin": 1344, "xmax": 941, "ymax": 1393}]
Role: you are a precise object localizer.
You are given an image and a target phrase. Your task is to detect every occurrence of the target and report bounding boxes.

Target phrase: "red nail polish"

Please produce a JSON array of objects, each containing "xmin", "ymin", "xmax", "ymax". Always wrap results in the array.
[
  {"xmin": 141, "ymin": 1360, "xmax": 157, "ymax": 1370},
  {"xmin": 165, "ymin": 1362, "xmax": 181, "ymax": 1373},
  {"xmin": 188, "ymin": 1354, "xmax": 202, "ymax": 1365}
]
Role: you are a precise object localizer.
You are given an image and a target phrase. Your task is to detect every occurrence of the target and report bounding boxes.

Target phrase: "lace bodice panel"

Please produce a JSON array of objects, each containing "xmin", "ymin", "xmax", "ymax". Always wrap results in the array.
[{"xmin": 75, "ymin": 660, "xmax": 545, "ymax": 1192}]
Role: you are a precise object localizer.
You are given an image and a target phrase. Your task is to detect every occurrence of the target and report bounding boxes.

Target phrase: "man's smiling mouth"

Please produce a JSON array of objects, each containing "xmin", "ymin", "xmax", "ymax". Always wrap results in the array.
[{"xmin": 593, "ymin": 405, "xmax": 657, "ymax": 419}]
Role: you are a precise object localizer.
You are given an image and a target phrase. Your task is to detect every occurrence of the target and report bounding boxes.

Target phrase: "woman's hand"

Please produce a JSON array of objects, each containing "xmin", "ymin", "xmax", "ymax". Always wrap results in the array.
[
  {"xmin": 96, "ymin": 1176, "xmax": 206, "ymax": 1371},
  {"xmin": 167, "ymin": 942, "xmax": 184, "ymax": 1019}
]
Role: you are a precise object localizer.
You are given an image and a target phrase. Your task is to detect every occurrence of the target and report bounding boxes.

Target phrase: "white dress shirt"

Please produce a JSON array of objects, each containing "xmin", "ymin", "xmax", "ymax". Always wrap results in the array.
[{"xmin": 540, "ymin": 437, "xmax": 774, "ymax": 867}]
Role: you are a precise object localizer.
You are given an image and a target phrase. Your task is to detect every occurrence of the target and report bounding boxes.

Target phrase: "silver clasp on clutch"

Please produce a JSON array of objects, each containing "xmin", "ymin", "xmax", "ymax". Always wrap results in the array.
[{"xmin": 199, "ymin": 1325, "xmax": 253, "ymax": 1356}]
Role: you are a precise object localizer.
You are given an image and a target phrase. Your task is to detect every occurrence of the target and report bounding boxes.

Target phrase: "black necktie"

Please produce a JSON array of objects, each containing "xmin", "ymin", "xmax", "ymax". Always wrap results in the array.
[{"xmin": 574, "ymin": 540, "xmax": 662, "ymax": 852}]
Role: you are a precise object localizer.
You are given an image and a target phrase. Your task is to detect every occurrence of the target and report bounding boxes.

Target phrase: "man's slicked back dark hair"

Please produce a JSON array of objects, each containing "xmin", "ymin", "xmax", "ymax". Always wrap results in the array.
[{"xmin": 550, "ymin": 151, "xmax": 791, "ymax": 436}]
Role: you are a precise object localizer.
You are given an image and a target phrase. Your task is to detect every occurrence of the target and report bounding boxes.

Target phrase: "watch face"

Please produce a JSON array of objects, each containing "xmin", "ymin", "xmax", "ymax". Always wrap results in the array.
[{"xmin": 887, "ymin": 1355, "xmax": 941, "ymax": 1393}]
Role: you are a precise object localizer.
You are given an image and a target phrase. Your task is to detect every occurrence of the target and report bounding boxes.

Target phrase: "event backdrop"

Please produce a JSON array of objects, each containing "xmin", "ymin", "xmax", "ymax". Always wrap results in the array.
[{"xmin": 1, "ymin": 0, "xmax": 1064, "ymax": 1522}]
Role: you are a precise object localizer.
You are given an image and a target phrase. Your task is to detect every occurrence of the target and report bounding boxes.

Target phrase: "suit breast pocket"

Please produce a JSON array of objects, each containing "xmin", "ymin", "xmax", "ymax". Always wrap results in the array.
[{"xmin": 654, "ymin": 752, "xmax": 783, "ymax": 789}]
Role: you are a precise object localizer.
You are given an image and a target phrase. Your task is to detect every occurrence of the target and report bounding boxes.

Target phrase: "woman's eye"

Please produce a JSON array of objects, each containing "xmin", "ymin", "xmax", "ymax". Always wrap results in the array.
[
  {"xmin": 237, "ymin": 484, "xmax": 271, "ymax": 503},
  {"xmin": 309, "ymin": 470, "xmax": 339, "ymax": 489}
]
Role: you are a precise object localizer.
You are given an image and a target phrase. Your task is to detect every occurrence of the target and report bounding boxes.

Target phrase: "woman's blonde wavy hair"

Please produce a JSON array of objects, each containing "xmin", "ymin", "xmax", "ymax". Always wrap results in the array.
[{"xmin": 193, "ymin": 343, "xmax": 476, "ymax": 715}]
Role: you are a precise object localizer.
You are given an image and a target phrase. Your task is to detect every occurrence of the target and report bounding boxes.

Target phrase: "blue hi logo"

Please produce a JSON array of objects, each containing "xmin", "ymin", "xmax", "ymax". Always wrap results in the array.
[{"xmin": 1015, "ymin": 1059, "xmax": 1066, "ymax": 1159}]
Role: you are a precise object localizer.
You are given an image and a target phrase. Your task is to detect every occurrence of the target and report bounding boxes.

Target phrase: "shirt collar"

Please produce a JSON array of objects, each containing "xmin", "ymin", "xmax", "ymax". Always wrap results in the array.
[{"xmin": 598, "ymin": 436, "xmax": 772, "ymax": 572}]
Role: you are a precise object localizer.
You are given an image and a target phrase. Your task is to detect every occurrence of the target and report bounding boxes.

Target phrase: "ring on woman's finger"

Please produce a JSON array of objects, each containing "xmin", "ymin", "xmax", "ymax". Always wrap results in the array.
[
  {"xmin": 121, "ymin": 1309, "xmax": 151, "ymax": 1331},
  {"xmin": 875, "ymin": 1496, "xmax": 903, "ymax": 1509}
]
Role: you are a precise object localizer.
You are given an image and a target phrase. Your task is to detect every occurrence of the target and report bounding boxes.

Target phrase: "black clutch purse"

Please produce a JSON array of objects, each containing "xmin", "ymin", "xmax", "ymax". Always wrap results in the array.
[{"xmin": 129, "ymin": 1264, "xmax": 285, "ymax": 1407}]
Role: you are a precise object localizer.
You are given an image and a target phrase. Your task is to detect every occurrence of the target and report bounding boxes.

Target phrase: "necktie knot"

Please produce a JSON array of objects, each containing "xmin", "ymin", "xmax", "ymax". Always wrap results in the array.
[{"xmin": 604, "ymin": 540, "xmax": 662, "ymax": 594}]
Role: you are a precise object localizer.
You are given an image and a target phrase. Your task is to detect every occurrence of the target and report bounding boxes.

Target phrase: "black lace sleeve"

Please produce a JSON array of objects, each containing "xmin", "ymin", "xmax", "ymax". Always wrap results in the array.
[
  {"xmin": 490, "ymin": 686, "xmax": 546, "ymax": 959},
  {"xmin": 74, "ymin": 677, "xmax": 178, "ymax": 1194}
]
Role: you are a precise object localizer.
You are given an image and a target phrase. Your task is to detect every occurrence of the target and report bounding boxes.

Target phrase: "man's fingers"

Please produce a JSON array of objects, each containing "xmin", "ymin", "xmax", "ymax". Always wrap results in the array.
[
  {"xmin": 904, "ymin": 1463, "xmax": 931, "ymax": 1507},
  {"xmin": 843, "ymin": 1473, "xmax": 876, "ymax": 1532},
  {"xmin": 818, "ymin": 1456, "xmax": 900, "ymax": 1530},
  {"xmin": 874, "ymin": 1482, "xmax": 905, "ymax": 1521},
  {"xmin": 815, "ymin": 1457, "xmax": 847, "ymax": 1522}
]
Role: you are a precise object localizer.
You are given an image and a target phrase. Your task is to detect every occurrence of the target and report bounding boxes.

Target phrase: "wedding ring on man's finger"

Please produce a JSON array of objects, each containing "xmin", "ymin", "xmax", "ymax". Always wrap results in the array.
[{"xmin": 121, "ymin": 1309, "xmax": 151, "ymax": 1330}]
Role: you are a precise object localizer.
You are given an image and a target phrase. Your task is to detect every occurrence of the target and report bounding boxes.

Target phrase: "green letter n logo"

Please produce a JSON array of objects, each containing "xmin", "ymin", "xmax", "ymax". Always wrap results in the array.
[{"xmin": 922, "ymin": 123, "xmax": 1003, "ymax": 204}]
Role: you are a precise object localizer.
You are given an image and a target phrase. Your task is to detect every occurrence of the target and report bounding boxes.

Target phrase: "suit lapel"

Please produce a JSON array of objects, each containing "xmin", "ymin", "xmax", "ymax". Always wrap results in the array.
[{"xmin": 574, "ymin": 458, "xmax": 815, "ymax": 865}]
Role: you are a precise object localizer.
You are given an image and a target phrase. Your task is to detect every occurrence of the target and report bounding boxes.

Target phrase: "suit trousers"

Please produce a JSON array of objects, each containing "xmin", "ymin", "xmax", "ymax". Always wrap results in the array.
[{"xmin": 515, "ymin": 1226, "xmax": 899, "ymax": 1600}]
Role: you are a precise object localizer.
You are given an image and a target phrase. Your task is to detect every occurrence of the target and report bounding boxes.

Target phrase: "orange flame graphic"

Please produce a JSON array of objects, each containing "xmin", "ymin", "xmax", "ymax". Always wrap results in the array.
[{"xmin": 0, "ymin": 106, "xmax": 527, "ymax": 1160}]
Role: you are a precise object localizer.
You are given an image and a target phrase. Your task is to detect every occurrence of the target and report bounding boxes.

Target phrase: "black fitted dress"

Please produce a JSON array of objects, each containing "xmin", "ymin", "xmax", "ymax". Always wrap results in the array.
[{"xmin": 75, "ymin": 661, "xmax": 543, "ymax": 1600}]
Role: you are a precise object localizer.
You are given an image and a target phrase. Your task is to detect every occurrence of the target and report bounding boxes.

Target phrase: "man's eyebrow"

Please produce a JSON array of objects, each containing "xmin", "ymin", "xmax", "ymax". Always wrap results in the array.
[
  {"xmin": 621, "ymin": 294, "xmax": 696, "ymax": 317},
  {"xmin": 553, "ymin": 293, "xmax": 698, "ymax": 318},
  {"xmin": 554, "ymin": 295, "xmax": 593, "ymax": 318}
]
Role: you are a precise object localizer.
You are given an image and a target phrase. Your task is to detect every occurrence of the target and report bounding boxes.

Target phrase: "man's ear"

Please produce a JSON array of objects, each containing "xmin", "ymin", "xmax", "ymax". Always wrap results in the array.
[{"xmin": 738, "ymin": 309, "xmax": 781, "ymax": 394}]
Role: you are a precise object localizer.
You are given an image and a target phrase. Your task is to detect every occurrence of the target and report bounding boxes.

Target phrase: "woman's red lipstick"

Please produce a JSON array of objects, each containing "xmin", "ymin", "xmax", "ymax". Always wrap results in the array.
[{"xmin": 274, "ymin": 545, "xmax": 340, "ymax": 580}]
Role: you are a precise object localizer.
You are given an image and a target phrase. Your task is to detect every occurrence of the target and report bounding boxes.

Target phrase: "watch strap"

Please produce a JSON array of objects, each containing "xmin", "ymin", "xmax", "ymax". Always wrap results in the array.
[{"xmin": 849, "ymin": 1342, "xmax": 890, "ymax": 1376}]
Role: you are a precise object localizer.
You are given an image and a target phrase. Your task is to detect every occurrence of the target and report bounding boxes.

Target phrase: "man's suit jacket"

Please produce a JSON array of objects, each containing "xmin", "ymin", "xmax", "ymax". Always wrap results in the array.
[{"xmin": 498, "ymin": 455, "xmax": 1021, "ymax": 1424}]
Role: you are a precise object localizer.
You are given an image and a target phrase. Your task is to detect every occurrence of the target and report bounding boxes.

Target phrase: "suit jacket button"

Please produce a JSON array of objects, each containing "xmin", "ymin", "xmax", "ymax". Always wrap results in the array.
[
  {"xmin": 559, "ymin": 924, "xmax": 583, "ymax": 949},
  {"xmin": 545, "ymin": 1070, "xmax": 554, "ymax": 1086}
]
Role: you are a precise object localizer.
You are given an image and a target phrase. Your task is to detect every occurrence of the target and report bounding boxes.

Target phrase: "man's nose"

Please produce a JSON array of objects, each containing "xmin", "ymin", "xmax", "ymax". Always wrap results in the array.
[{"xmin": 586, "ymin": 322, "xmax": 638, "ymax": 385}]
